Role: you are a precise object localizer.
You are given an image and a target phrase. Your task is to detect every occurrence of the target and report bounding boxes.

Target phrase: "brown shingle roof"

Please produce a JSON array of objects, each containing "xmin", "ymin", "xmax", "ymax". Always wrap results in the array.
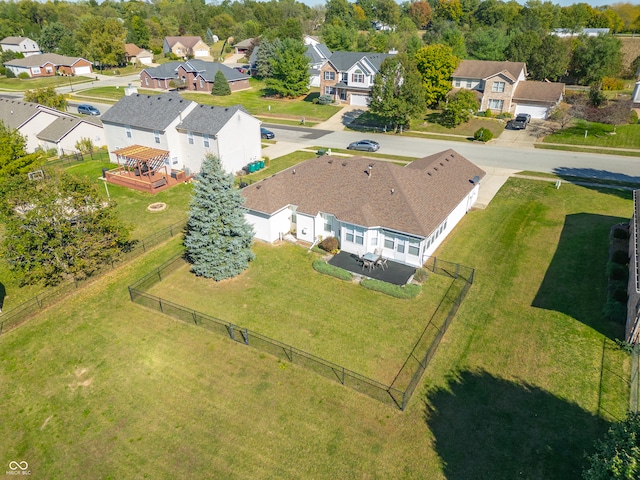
[
  {"xmin": 513, "ymin": 81, "xmax": 565, "ymax": 104},
  {"xmin": 165, "ymin": 36, "xmax": 204, "ymax": 49},
  {"xmin": 242, "ymin": 150, "xmax": 485, "ymax": 238},
  {"xmin": 125, "ymin": 43, "xmax": 142, "ymax": 56},
  {"xmin": 453, "ymin": 60, "xmax": 526, "ymax": 81}
]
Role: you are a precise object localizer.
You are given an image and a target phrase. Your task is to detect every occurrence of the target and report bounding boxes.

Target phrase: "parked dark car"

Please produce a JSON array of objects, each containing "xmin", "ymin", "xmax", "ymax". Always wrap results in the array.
[
  {"xmin": 347, "ymin": 139, "xmax": 380, "ymax": 152},
  {"xmin": 260, "ymin": 127, "xmax": 275, "ymax": 139},
  {"xmin": 77, "ymin": 104, "xmax": 100, "ymax": 116},
  {"xmin": 510, "ymin": 113, "xmax": 531, "ymax": 130}
]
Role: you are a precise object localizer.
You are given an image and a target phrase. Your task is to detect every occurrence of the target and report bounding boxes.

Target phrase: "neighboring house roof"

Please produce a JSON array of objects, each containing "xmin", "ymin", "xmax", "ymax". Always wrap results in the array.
[
  {"xmin": 249, "ymin": 47, "xmax": 259, "ymax": 66},
  {"xmin": 165, "ymin": 36, "xmax": 205, "ymax": 49},
  {"xmin": 125, "ymin": 43, "xmax": 143, "ymax": 56},
  {"xmin": 552, "ymin": 28, "xmax": 609, "ymax": 36},
  {"xmin": 327, "ymin": 51, "xmax": 391, "ymax": 73},
  {"xmin": 141, "ymin": 61, "xmax": 182, "ymax": 79},
  {"xmin": 100, "ymin": 92, "xmax": 195, "ymax": 131},
  {"xmin": 181, "ymin": 60, "xmax": 249, "ymax": 82},
  {"xmin": 453, "ymin": 60, "xmax": 526, "ymax": 81},
  {"xmin": 3, "ymin": 53, "xmax": 90, "ymax": 67},
  {"xmin": 1, "ymin": 36, "xmax": 35, "ymax": 45},
  {"xmin": 305, "ymin": 44, "xmax": 331, "ymax": 65},
  {"xmin": 233, "ymin": 38, "xmax": 256, "ymax": 49},
  {"xmin": 36, "ymin": 116, "xmax": 101, "ymax": 143},
  {"xmin": 178, "ymin": 104, "xmax": 249, "ymax": 136},
  {"xmin": 0, "ymin": 98, "xmax": 72, "ymax": 129},
  {"xmin": 513, "ymin": 81, "xmax": 565, "ymax": 104},
  {"xmin": 242, "ymin": 149, "xmax": 485, "ymax": 238}
]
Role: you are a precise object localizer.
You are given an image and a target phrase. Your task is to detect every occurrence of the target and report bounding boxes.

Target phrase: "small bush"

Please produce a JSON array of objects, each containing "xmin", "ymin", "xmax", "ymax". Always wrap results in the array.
[
  {"xmin": 360, "ymin": 279, "xmax": 421, "ymax": 298},
  {"xmin": 319, "ymin": 236, "xmax": 339, "ymax": 253},
  {"xmin": 17, "ymin": 72, "xmax": 29, "ymax": 79},
  {"xmin": 474, "ymin": 127, "xmax": 493, "ymax": 142},
  {"xmin": 612, "ymin": 249, "xmax": 629, "ymax": 265},
  {"xmin": 318, "ymin": 94, "xmax": 333, "ymax": 105},
  {"xmin": 484, "ymin": 109, "xmax": 493, "ymax": 118},
  {"xmin": 601, "ymin": 77, "xmax": 624, "ymax": 91},
  {"xmin": 607, "ymin": 262, "xmax": 628, "ymax": 282},
  {"xmin": 613, "ymin": 226, "xmax": 629, "ymax": 239},
  {"xmin": 413, "ymin": 268, "xmax": 429, "ymax": 283},
  {"xmin": 5, "ymin": 68, "xmax": 15, "ymax": 78},
  {"xmin": 496, "ymin": 112, "xmax": 512, "ymax": 119},
  {"xmin": 603, "ymin": 299, "xmax": 626, "ymax": 323},
  {"xmin": 312, "ymin": 97, "xmax": 319, "ymax": 104},
  {"xmin": 312, "ymin": 259, "xmax": 352, "ymax": 281},
  {"xmin": 630, "ymin": 110, "xmax": 638, "ymax": 125}
]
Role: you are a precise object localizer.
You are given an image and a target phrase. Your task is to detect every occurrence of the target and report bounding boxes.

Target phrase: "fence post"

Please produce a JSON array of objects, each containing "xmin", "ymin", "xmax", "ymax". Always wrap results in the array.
[
  {"xmin": 455, "ymin": 263, "xmax": 459, "ymax": 278},
  {"xmin": 229, "ymin": 324, "xmax": 235, "ymax": 340},
  {"xmin": 142, "ymin": 240, "xmax": 146, "ymax": 253},
  {"xmin": 170, "ymin": 225, "xmax": 173, "ymax": 237},
  {"xmin": 128, "ymin": 287, "xmax": 133, "ymax": 301},
  {"xmin": 159, "ymin": 298, "xmax": 164, "ymax": 313},
  {"xmin": 433, "ymin": 257, "xmax": 437, "ymax": 273},
  {"xmin": 193, "ymin": 311, "xmax": 198, "ymax": 325},
  {"xmin": 36, "ymin": 295, "xmax": 41, "ymax": 308},
  {"xmin": 243, "ymin": 328, "xmax": 249, "ymax": 345}
]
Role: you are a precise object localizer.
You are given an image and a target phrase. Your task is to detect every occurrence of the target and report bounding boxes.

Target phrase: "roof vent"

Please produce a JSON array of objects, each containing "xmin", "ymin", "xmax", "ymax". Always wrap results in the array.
[
  {"xmin": 256, "ymin": 185, "xmax": 261, "ymax": 189},
  {"xmin": 440, "ymin": 162, "xmax": 444, "ymax": 166},
  {"xmin": 427, "ymin": 172, "xmax": 432, "ymax": 176},
  {"xmin": 434, "ymin": 167, "xmax": 438, "ymax": 171}
]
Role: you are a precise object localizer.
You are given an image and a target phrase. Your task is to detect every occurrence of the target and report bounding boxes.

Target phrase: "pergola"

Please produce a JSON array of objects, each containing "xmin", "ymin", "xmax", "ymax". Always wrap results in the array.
[{"xmin": 106, "ymin": 145, "xmax": 173, "ymax": 192}]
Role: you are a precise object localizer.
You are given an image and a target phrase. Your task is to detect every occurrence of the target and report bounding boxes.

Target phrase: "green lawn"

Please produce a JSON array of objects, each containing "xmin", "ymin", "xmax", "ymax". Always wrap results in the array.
[
  {"xmin": 72, "ymin": 87, "xmax": 160, "ymax": 102},
  {"xmin": 0, "ymin": 176, "xmax": 633, "ymax": 479},
  {"xmin": 144, "ymin": 244, "xmax": 455, "ymax": 382},
  {"xmin": 543, "ymin": 120, "xmax": 640, "ymax": 149},
  {"xmin": 237, "ymin": 151, "xmax": 318, "ymax": 185},
  {"xmin": 0, "ymin": 75, "xmax": 93, "ymax": 91},
  {"xmin": 181, "ymin": 79, "xmax": 341, "ymax": 121}
]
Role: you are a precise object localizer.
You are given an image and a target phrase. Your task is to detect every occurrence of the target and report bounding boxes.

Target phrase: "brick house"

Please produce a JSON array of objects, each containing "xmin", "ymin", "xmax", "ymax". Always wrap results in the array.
[
  {"xmin": 452, "ymin": 60, "xmax": 564, "ymax": 119},
  {"xmin": 319, "ymin": 51, "xmax": 392, "ymax": 106},
  {"xmin": 3, "ymin": 53, "xmax": 92, "ymax": 77},
  {"xmin": 140, "ymin": 60, "xmax": 249, "ymax": 92}
]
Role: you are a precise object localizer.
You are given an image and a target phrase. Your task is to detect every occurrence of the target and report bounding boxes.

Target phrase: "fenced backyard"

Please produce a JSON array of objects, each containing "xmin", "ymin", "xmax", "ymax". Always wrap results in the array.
[{"xmin": 128, "ymin": 252, "xmax": 474, "ymax": 410}]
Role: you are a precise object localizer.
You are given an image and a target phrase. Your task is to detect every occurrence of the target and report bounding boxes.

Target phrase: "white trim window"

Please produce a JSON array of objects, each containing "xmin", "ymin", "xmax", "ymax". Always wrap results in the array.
[
  {"xmin": 492, "ymin": 81, "xmax": 505, "ymax": 93},
  {"xmin": 187, "ymin": 131, "xmax": 194, "ymax": 144},
  {"xmin": 324, "ymin": 86, "xmax": 335, "ymax": 95},
  {"xmin": 408, "ymin": 239, "xmax": 420, "ymax": 257},
  {"xmin": 352, "ymin": 70, "xmax": 364, "ymax": 83},
  {"xmin": 199, "ymin": 78, "xmax": 204, "ymax": 89},
  {"xmin": 488, "ymin": 99, "xmax": 504, "ymax": 110},
  {"xmin": 203, "ymin": 134, "xmax": 210, "ymax": 148},
  {"xmin": 345, "ymin": 225, "xmax": 364, "ymax": 245},
  {"xmin": 466, "ymin": 80, "xmax": 472, "ymax": 88},
  {"xmin": 321, "ymin": 213, "xmax": 332, "ymax": 232},
  {"xmin": 145, "ymin": 77, "xmax": 149, "ymax": 86},
  {"xmin": 455, "ymin": 79, "xmax": 461, "ymax": 87},
  {"xmin": 125, "ymin": 125, "xmax": 132, "ymax": 138},
  {"xmin": 154, "ymin": 130, "xmax": 160, "ymax": 144},
  {"xmin": 31, "ymin": 67, "xmax": 41, "ymax": 75},
  {"xmin": 324, "ymin": 71, "xmax": 335, "ymax": 81}
]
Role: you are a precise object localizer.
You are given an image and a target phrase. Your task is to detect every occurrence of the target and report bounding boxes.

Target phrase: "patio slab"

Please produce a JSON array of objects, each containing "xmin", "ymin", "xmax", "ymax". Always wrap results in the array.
[{"xmin": 328, "ymin": 251, "xmax": 416, "ymax": 286}]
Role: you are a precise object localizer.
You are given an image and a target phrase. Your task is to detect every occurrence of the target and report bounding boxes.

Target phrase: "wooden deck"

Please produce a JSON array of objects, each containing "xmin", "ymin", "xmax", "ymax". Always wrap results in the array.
[{"xmin": 105, "ymin": 168, "xmax": 190, "ymax": 193}]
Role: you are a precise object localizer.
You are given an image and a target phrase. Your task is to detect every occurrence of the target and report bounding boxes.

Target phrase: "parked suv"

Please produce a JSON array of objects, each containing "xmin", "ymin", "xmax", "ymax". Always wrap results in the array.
[
  {"xmin": 510, "ymin": 113, "xmax": 531, "ymax": 130},
  {"xmin": 77, "ymin": 104, "xmax": 100, "ymax": 116}
]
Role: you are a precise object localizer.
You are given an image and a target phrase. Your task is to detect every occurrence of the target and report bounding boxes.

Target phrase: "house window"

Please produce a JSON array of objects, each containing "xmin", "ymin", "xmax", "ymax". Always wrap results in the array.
[
  {"xmin": 455, "ymin": 79, "xmax": 461, "ymax": 87},
  {"xmin": 324, "ymin": 71, "xmax": 335, "ymax": 81},
  {"xmin": 31, "ymin": 67, "xmax": 40, "ymax": 75},
  {"xmin": 408, "ymin": 240, "xmax": 420, "ymax": 256},
  {"xmin": 324, "ymin": 86, "xmax": 335, "ymax": 95},
  {"xmin": 321, "ymin": 213, "xmax": 332, "ymax": 232},
  {"xmin": 341, "ymin": 73, "xmax": 348, "ymax": 82},
  {"xmin": 352, "ymin": 70, "xmax": 364, "ymax": 83},
  {"xmin": 345, "ymin": 225, "xmax": 364, "ymax": 245},
  {"xmin": 384, "ymin": 237, "xmax": 394, "ymax": 249},
  {"xmin": 492, "ymin": 81, "xmax": 505, "ymax": 93},
  {"xmin": 125, "ymin": 125, "xmax": 132, "ymax": 138},
  {"xmin": 154, "ymin": 130, "xmax": 160, "ymax": 144},
  {"xmin": 188, "ymin": 132, "xmax": 194, "ymax": 144},
  {"xmin": 466, "ymin": 80, "xmax": 472, "ymax": 88},
  {"xmin": 203, "ymin": 134, "xmax": 210, "ymax": 148},
  {"xmin": 199, "ymin": 78, "xmax": 204, "ymax": 89},
  {"xmin": 145, "ymin": 77, "xmax": 149, "ymax": 86},
  {"xmin": 488, "ymin": 99, "xmax": 504, "ymax": 111}
]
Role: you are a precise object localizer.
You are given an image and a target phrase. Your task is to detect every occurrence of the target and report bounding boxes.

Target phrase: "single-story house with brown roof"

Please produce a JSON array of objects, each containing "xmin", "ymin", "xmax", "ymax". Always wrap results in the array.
[
  {"xmin": 163, "ymin": 36, "xmax": 210, "ymax": 59},
  {"xmin": 124, "ymin": 43, "xmax": 153, "ymax": 65},
  {"xmin": 452, "ymin": 60, "xmax": 564, "ymax": 119},
  {"xmin": 3, "ymin": 53, "xmax": 93, "ymax": 77},
  {"xmin": 241, "ymin": 149, "xmax": 485, "ymax": 267}
]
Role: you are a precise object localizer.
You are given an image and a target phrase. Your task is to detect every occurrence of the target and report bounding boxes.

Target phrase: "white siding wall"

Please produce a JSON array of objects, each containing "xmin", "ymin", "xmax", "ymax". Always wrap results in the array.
[
  {"xmin": 56, "ymin": 123, "xmax": 106, "ymax": 154},
  {"xmin": 19, "ymin": 111, "xmax": 59, "ymax": 152},
  {"xmin": 245, "ymin": 207, "xmax": 290, "ymax": 243},
  {"xmin": 296, "ymin": 214, "xmax": 316, "ymax": 243},
  {"xmin": 215, "ymin": 111, "xmax": 261, "ymax": 174}
]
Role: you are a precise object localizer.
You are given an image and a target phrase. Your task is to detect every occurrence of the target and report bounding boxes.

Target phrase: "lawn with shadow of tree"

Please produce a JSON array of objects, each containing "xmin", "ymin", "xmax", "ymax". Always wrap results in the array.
[{"xmin": 425, "ymin": 370, "xmax": 608, "ymax": 480}]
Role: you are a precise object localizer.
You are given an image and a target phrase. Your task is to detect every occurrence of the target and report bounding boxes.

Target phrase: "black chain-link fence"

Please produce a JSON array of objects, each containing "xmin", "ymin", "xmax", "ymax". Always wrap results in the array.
[
  {"xmin": 128, "ymin": 254, "xmax": 474, "ymax": 410},
  {"xmin": 0, "ymin": 219, "xmax": 187, "ymax": 336}
]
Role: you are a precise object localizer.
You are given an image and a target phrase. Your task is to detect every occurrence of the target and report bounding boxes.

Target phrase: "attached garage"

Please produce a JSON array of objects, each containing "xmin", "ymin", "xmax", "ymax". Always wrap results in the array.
[
  {"xmin": 350, "ymin": 94, "xmax": 369, "ymax": 106},
  {"xmin": 74, "ymin": 66, "xmax": 92, "ymax": 75},
  {"xmin": 514, "ymin": 104, "xmax": 549, "ymax": 119},
  {"xmin": 194, "ymin": 49, "xmax": 209, "ymax": 58}
]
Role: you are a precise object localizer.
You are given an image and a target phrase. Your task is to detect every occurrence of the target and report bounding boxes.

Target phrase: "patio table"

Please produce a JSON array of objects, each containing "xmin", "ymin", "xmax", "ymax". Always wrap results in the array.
[{"xmin": 363, "ymin": 252, "xmax": 379, "ymax": 262}]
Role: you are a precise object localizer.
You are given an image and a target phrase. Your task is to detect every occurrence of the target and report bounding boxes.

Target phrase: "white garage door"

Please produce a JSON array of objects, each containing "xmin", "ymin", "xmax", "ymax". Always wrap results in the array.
[
  {"xmin": 514, "ymin": 105, "xmax": 549, "ymax": 119},
  {"xmin": 194, "ymin": 49, "xmax": 209, "ymax": 57},
  {"xmin": 74, "ymin": 66, "xmax": 92, "ymax": 75},
  {"xmin": 350, "ymin": 94, "xmax": 369, "ymax": 106}
]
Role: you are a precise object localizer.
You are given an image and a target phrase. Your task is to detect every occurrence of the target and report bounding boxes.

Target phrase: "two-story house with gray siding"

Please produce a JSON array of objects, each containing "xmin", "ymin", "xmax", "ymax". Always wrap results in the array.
[{"xmin": 320, "ymin": 52, "xmax": 393, "ymax": 106}]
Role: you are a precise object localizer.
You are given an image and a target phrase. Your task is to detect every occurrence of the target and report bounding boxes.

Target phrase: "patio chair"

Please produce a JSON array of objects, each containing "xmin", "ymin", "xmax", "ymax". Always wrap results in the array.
[
  {"xmin": 374, "ymin": 248, "xmax": 382, "ymax": 257},
  {"xmin": 362, "ymin": 259, "xmax": 374, "ymax": 271},
  {"xmin": 376, "ymin": 257, "xmax": 388, "ymax": 270}
]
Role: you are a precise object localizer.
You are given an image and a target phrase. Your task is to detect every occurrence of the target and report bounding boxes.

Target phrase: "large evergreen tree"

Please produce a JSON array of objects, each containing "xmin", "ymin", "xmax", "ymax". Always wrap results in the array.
[
  {"xmin": 184, "ymin": 154, "xmax": 254, "ymax": 281},
  {"xmin": 211, "ymin": 70, "xmax": 231, "ymax": 96},
  {"xmin": 369, "ymin": 54, "xmax": 426, "ymax": 132}
]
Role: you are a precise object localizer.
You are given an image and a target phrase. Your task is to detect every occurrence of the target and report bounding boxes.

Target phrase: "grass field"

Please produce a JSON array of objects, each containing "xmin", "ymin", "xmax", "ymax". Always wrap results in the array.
[
  {"xmin": 0, "ymin": 176, "xmax": 634, "ymax": 479},
  {"xmin": 0, "ymin": 75, "xmax": 93, "ymax": 91},
  {"xmin": 543, "ymin": 120, "xmax": 640, "ymax": 149}
]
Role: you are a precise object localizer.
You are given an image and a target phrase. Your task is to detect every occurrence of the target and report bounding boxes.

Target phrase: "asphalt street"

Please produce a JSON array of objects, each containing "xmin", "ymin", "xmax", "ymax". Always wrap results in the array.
[{"xmin": 264, "ymin": 124, "xmax": 640, "ymax": 182}]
